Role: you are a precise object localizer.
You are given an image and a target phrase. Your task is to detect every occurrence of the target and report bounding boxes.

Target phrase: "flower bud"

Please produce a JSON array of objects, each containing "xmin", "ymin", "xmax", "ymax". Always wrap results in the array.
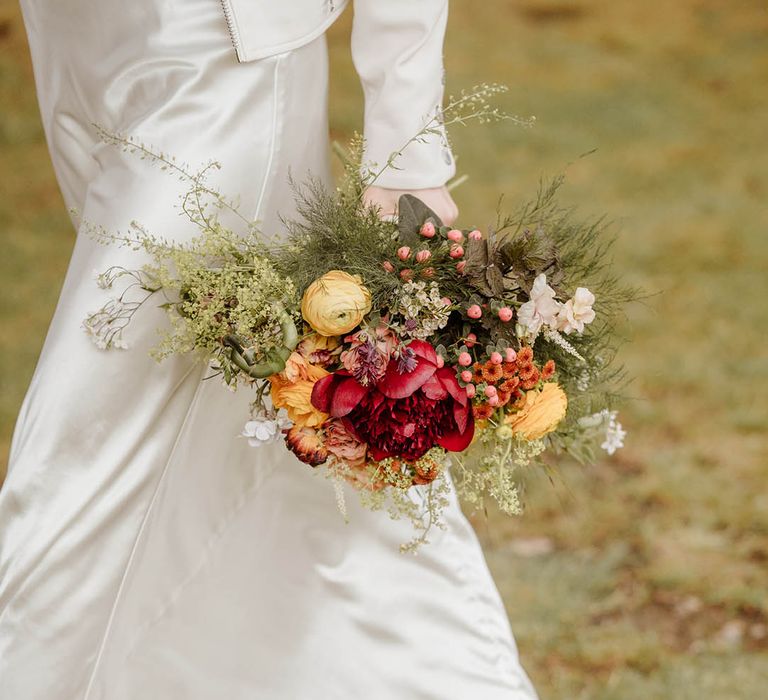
[
  {"xmin": 415, "ymin": 249, "xmax": 431, "ymax": 263},
  {"xmin": 488, "ymin": 395, "xmax": 500, "ymax": 407},
  {"xmin": 490, "ymin": 351, "xmax": 503, "ymax": 365},
  {"xmin": 465, "ymin": 332, "xmax": 477, "ymax": 347},
  {"xmin": 468, "ymin": 229, "xmax": 483, "ymax": 241},
  {"xmin": 458, "ymin": 352, "xmax": 472, "ymax": 367},
  {"xmin": 449, "ymin": 244, "xmax": 464, "ymax": 259},
  {"xmin": 456, "ymin": 260, "xmax": 467, "ymax": 274},
  {"xmin": 498, "ymin": 306, "xmax": 513, "ymax": 322},
  {"xmin": 419, "ymin": 221, "xmax": 436, "ymax": 238},
  {"xmin": 435, "ymin": 355, "xmax": 445, "ymax": 368},
  {"xmin": 465, "ymin": 384, "xmax": 476, "ymax": 398},
  {"xmin": 399, "ymin": 269, "xmax": 413, "ymax": 281},
  {"xmin": 421, "ymin": 267, "xmax": 435, "ymax": 278},
  {"xmin": 460, "ymin": 370, "xmax": 473, "ymax": 383},
  {"xmin": 447, "ymin": 229, "xmax": 464, "ymax": 243},
  {"xmin": 441, "ymin": 297, "xmax": 452, "ymax": 307},
  {"xmin": 484, "ymin": 385, "xmax": 497, "ymax": 398},
  {"xmin": 382, "ymin": 260, "xmax": 395, "ymax": 273},
  {"xmin": 467, "ymin": 304, "xmax": 482, "ymax": 319},
  {"xmin": 505, "ymin": 347, "xmax": 517, "ymax": 363},
  {"xmin": 397, "ymin": 246, "xmax": 411, "ymax": 260}
]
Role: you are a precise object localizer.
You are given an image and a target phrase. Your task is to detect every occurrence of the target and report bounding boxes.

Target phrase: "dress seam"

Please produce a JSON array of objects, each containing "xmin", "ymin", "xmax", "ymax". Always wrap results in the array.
[
  {"xmin": 81, "ymin": 363, "xmax": 206, "ymax": 700},
  {"xmin": 254, "ymin": 54, "xmax": 283, "ymax": 221}
]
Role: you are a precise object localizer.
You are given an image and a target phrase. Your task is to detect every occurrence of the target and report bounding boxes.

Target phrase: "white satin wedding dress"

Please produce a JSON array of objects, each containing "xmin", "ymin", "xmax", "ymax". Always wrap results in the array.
[{"xmin": 0, "ymin": 1, "xmax": 538, "ymax": 698}]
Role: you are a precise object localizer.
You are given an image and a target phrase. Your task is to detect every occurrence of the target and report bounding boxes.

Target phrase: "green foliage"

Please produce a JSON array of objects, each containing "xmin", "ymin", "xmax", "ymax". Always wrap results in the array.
[
  {"xmin": 275, "ymin": 176, "xmax": 400, "ymax": 309},
  {"xmin": 495, "ymin": 178, "xmax": 641, "ymax": 426}
]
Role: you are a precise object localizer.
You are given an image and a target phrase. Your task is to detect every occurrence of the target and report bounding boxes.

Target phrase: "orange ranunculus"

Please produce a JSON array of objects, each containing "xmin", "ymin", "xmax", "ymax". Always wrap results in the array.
[
  {"xmin": 270, "ymin": 352, "xmax": 330, "ymax": 428},
  {"xmin": 505, "ymin": 382, "xmax": 568, "ymax": 441}
]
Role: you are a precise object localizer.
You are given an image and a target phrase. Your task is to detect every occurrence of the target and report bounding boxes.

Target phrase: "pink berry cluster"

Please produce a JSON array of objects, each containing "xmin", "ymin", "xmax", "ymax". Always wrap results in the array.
[
  {"xmin": 464, "ymin": 303, "xmax": 514, "ymax": 324},
  {"xmin": 456, "ymin": 346, "xmax": 518, "ymax": 405}
]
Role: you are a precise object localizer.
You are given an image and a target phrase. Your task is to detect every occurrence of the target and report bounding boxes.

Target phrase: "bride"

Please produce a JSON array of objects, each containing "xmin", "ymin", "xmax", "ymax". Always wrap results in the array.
[{"xmin": 0, "ymin": 1, "xmax": 539, "ymax": 698}]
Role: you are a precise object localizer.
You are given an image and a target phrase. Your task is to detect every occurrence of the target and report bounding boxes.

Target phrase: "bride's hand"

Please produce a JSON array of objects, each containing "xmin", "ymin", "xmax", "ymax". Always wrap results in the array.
[{"xmin": 362, "ymin": 185, "xmax": 459, "ymax": 226}]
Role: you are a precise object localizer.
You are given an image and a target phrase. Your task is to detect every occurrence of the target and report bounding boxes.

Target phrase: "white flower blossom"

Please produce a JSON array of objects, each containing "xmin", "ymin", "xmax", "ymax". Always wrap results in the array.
[
  {"xmin": 578, "ymin": 409, "xmax": 627, "ymax": 455},
  {"xmin": 517, "ymin": 273, "xmax": 562, "ymax": 337},
  {"xmin": 600, "ymin": 410, "xmax": 626, "ymax": 455},
  {"xmin": 241, "ymin": 412, "xmax": 291, "ymax": 448},
  {"xmin": 557, "ymin": 287, "xmax": 596, "ymax": 335}
]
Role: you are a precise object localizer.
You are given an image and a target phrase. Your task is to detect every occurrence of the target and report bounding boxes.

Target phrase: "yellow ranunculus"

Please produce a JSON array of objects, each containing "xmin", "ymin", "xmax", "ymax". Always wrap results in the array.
[
  {"xmin": 300, "ymin": 271, "xmax": 372, "ymax": 337},
  {"xmin": 505, "ymin": 382, "xmax": 568, "ymax": 441},
  {"xmin": 269, "ymin": 358, "xmax": 330, "ymax": 428}
]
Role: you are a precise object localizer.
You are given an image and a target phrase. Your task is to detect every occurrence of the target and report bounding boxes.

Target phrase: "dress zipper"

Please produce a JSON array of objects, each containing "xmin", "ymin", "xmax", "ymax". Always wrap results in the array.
[{"xmin": 220, "ymin": 0, "xmax": 243, "ymax": 61}]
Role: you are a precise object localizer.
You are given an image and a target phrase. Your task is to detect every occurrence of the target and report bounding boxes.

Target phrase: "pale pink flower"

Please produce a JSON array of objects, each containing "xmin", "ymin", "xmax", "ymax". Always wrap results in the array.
[
  {"xmin": 517, "ymin": 273, "xmax": 562, "ymax": 336},
  {"xmin": 557, "ymin": 287, "xmax": 596, "ymax": 334}
]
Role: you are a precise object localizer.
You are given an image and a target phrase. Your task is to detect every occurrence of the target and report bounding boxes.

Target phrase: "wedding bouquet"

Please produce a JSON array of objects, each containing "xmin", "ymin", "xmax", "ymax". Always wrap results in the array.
[{"xmin": 84, "ymin": 87, "xmax": 634, "ymax": 550}]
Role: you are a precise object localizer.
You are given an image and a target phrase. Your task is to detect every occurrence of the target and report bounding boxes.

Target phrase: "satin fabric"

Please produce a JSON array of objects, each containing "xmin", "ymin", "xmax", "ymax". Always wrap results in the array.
[{"xmin": 1, "ymin": 2, "xmax": 538, "ymax": 698}]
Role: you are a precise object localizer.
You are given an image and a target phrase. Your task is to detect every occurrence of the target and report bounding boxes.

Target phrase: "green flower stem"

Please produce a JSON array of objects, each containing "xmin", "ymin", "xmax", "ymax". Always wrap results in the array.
[{"xmin": 223, "ymin": 305, "xmax": 298, "ymax": 379}]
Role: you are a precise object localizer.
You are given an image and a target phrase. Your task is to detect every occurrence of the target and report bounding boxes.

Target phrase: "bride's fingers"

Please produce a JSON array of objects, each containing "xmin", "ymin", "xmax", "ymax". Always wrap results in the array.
[{"xmin": 363, "ymin": 186, "xmax": 459, "ymax": 226}]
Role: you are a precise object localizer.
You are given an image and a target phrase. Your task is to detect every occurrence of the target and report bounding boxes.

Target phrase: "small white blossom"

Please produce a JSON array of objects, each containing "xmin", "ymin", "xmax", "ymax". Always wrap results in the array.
[
  {"xmin": 94, "ymin": 269, "xmax": 112, "ymax": 289},
  {"xmin": 542, "ymin": 326, "xmax": 585, "ymax": 362},
  {"xmin": 600, "ymin": 410, "xmax": 626, "ymax": 455},
  {"xmin": 393, "ymin": 281, "xmax": 450, "ymax": 339},
  {"xmin": 241, "ymin": 412, "xmax": 291, "ymax": 448},
  {"xmin": 557, "ymin": 287, "xmax": 596, "ymax": 335},
  {"xmin": 517, "ymin": 273, "xmax": 562, "ymax": 337}
]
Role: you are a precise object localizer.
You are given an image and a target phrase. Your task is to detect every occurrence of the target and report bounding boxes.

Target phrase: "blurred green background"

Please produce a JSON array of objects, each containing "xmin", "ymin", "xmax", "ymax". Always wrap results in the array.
[{"xmin": 2, "ymin": 0, "xmax": 767, "ymax": 697}]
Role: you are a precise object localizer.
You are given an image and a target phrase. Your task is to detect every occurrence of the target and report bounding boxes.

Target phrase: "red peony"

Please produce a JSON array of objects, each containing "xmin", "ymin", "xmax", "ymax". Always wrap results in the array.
[{"xmin": 311, "ymin": 339, "xmax": 474, "ymax": 462}]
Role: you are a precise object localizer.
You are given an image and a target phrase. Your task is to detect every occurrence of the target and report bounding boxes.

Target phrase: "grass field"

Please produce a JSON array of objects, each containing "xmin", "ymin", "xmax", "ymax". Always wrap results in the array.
[{"xmin": 2, "ymin": 0, "xmax": 767, "ymax": 697}]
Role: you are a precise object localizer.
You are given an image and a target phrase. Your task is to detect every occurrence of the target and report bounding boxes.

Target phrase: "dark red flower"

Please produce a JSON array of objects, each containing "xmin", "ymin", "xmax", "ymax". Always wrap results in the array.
[{"xmin": 311, "ymin": 339, "xmax": 474, "ymax": 461}]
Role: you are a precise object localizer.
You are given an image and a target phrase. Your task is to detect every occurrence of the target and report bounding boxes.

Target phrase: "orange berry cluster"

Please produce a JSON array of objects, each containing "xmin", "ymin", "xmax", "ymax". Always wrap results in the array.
[{"xmin": 471, "ymin": 347, "xmax": 556, "ymax": 422}]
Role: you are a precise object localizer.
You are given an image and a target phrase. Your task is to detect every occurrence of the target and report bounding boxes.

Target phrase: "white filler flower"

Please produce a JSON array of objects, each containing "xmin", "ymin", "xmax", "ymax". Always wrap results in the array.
[{"xmin": 600, "ymin": 410, "xmax": 627, "ymax": 455}]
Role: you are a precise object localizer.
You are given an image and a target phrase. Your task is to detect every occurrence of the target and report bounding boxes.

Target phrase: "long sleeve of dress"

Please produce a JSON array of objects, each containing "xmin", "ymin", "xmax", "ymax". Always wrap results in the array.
[{"xmin": 351, "ymin": 0, "xmax": 456, "ymax": 189}]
